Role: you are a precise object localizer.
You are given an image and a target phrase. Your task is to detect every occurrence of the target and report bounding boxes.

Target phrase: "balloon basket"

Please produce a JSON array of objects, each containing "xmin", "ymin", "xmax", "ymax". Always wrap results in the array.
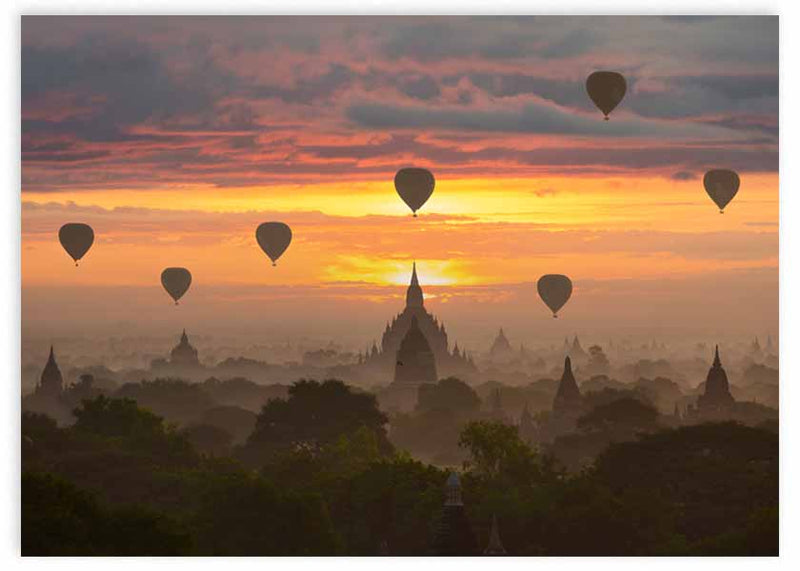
[
  {"xmin": 604, "ymin": 116, "xmax": 609, "ymax": 121},
  {"xmin": 272, "ymin": 262, "xmax": 277, "ymax": 267}
]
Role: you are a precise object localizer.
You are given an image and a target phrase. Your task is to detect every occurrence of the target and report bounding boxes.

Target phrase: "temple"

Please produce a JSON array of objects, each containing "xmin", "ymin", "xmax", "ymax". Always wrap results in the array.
[
  {"xmin": 696, "ymin": 345, "xmax": 735, "ymax": 414},
  {"xmin": 484, "ymin": 515, "xmax": 507, "ymax": 556},
  {"xmin": 22, "ymin": 345, "xmax": 70, "ymax": 424},
  {"xmin": 365, "ymin": 263, "xmax": 475, "ymax": 379},
  {"xmin": 543, "ymin": 356, "xmax": 584, "ymax": 440},
  {"xmin": 430, "ymin": 472, "xmax": 479, "ymax": 555},
  {"xmin": 489, "ymin": 328, "xmax": 515, "ymax": 362},
  {"xmin": 36, "ymin": 345, "xmax": 63, "ymax": 398},
  {"xmin": 394, "ymin": 315, "xmax": 438, "ymax": 386},
  {"xmin": 553, "ymin": 356, "xmax": 582, "ymax": 414},
  {"xmin": 170, "ymin": 329, "xmax": 200, "ymax": 367}
]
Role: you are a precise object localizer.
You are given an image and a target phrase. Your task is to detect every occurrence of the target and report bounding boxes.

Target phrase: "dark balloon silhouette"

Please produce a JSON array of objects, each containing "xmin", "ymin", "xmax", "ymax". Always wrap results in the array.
[
  {"xmin": 161, "ymin": 267, "xmax": 192, "ymax": 305},
  {"xmin": 703, "ymin": 169, "xmax": 740, "ymax": 213},
  {"xmin": 58, "ymin": 223, "xmax": 94, "ymax": 266},
  {"xmin": 255, "ymin": 222, "xmax": 292, "ymax": 266},
  {"xmin": 537, "ymin": 274, "xmax": 573, "ymax": 318},
  {"xmin": 586, "ymin": 71, "xmax": 627, "ymax": 120},
  {"xmin": 394, "ymin": 168, "xmax": 435, "ymax": 216}
]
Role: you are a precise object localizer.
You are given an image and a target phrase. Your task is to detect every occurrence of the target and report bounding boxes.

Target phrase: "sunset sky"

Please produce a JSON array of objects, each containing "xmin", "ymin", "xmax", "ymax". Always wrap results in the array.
[{"xmin": 21, "ymin": 16, "xmax": 778, "ymax": 349}]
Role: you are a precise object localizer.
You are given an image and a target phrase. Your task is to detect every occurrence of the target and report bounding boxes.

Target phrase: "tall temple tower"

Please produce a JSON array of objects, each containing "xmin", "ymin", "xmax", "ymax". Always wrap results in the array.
[
  {"xmin": 430, "ymin": 472, "xmax": 479, "ymax": 555},
  {"xmin": 368, "ymin": 263, "xmax": 474, "ymax": 379},
  {"xmin": 406, "ymin": 261, "xmax": 424, "ymax": 308},
  {"xmin": 394, "ymin": 315, "xmax": 438, "ymax": 385},
  {"xmin": 553, "ymin": 356, "xmax": 582, "ymax": 414},
  {"xmin": 36, "ymin": 346, "xmax": 63, "ymax": 398},
  {"xmin": 544, "ymin": 356, "xmax": 584, "ymax": 441},
  {"xmin": 697, "ymin": 345, "xmax": 735, "ymax": 413}
]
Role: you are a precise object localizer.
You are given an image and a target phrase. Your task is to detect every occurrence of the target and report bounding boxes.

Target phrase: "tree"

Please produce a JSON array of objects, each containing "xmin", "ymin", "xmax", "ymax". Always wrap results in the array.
[
  {"xmin": 22, "ymin": 471, "xmax": 190, "ymax": 555},
  {"xmin": 190, "ymin": 471, "xmax": 339, "ymax": 555},
  {"xmin": 591, "ymin": 422, "xmax": 778, "ymax": 553},
  {"xmin": 115, "ymin": 378, "xmax": 216, "ymax": 425},
  {"xmin": 242, "ymin": 379, "xmax": 391, "ymax": 465},
  {"xmin": 181, "ymin": 423, "xmax": 233, "ymax": 456},
  {"xmin": 417, "ymin": 377, "xmax": 481, "ymax": 416},
  {"xmin": 458, "ymin": 420, "xmax": 544, "ymax": 481},
  {"xmin": 72, "ymin": 395, "xmax": 195, "ymax": 461},
  {"xmin": 577, "ymin": 397, "xmax": 660, "ymax": 435}
]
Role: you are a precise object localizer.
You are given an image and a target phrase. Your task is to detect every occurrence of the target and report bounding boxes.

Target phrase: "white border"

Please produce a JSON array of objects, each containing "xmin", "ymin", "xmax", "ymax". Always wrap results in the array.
[{"xmin": 3, "ymin": 2, "xmax": 796, "ymax": 571}]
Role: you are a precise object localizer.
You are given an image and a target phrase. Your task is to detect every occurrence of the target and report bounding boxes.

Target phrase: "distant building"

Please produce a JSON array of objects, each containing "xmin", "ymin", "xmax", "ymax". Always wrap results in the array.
[
  {"xmin": 553, "ymin": 356, "xmax": 583, "ymax": 415},
  {"xmin": 430, "ymin": 472, "xmax": 479, "ymax": 555},
  {"xmin": 23, "ymin": 346, "xmax": 71, "ymax": 425},
  {"xmin": 366, "ymin": 263, "xmax": 474, "ymax": 379},
  {"xmin": 489, "ymin": 328, "xmax": 515, "ymax": 362},
  {"xmin": 36, "ymin": 345, "xmax": 63, "ymax": 398},
  {"xmin": 543, "ymin": 356, "xmax": 584, "ymax": 441},
  {"xmin": 394, "ymin": 315, "xmax": 438, "ymax": 386},
  {"xmin": 696, "ymin": 345, "xmax": 735, "ymax": 414},
  {"xmin": 170, "ymin": 329, "xmax": 200, "ymax": 367},
  {"xmin": 381, "ymin": 315, "xmax": 438, "ymax": 412},
  {"xmin": 570, "ymin": 335, "xmax": 587, "ymax": 360}
]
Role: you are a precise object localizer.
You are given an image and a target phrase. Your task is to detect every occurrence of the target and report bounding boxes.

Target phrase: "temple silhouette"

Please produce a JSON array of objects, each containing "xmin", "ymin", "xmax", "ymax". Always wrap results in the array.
[
  {"xmin": 364, "ymin": 263, "xmax": 475, "ymax": 378},
  {"xmin": 21, "ymin": 346, "xmax": 70, "ymax": 424},
  {"xmin": 37, "ymin": 346, "xmax": 63, "ymax": 399},
  {"xmin": 372, "ymin": 263, "xmax": 476, "ymax": 411},
  {"xmin": 684, "ymin": 345, "xmax": 737, "ymax": 421},
  {"xmin": 150, "ymin": 329, "xmax": 203, "ymax": 375},
  {"xmin": 430, "ymin": 472, "xmax": 479, "ymax": 555}
]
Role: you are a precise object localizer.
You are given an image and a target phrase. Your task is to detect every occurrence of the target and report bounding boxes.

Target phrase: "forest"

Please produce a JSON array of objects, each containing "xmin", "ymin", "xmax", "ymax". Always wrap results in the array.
[{"xmin": 22, "ymin": 378, "xmax": 778, "ymax": 556}]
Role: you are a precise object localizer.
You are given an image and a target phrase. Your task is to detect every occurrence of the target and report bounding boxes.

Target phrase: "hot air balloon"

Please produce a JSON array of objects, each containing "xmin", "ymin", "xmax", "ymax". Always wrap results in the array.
[
  {"xmin": 161, "ymin": 267, "xmax": 192, "ymax": 305},
  {"xmin": 586, "ymin": 71, "xmax": 627, "ymax": 120},
  {"xmin": 256, "ymin": 222, "xmax": 292, "ymax": 266},
  {"xmin": 703, "ymin": 169, "xmax": 740, "ymax": 214},
  {"xmin": 537, "ymin": 274, "xmax": 573, "ymax": 318},
  {"xmin": 394, "ymin": 168, "xmax": 435, "ymax": 217},
  {"xmin": 58, "ymin": 223, "xmax": 94, "ymax": 266}
]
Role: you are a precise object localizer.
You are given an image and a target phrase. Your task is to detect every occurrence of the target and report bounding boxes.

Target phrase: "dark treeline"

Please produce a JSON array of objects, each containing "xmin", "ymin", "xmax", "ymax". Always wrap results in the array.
[{"xmin": 22, "ymin": 378, "xmax": 777, "ymax": 556}]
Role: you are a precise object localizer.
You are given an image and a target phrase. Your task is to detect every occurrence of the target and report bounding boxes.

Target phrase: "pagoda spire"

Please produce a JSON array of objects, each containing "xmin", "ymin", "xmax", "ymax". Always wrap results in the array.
[
  {"xmin": 713, "ymin": 344, "xmax": 721, "ymax": 367},
  {"xmin": 553, "ymin": 356, "xmax": 581, "ymax": 412},
  {"xmin": 484, "ymin": 515, "xmax": 507, "ymax": 555},
  {"xmin": 406, "ymin": 261, "xmax": 424, "ymax": 308},
  {"xmin": 445, "ymin": 472, "xmax": 463, "ymax": 506}
]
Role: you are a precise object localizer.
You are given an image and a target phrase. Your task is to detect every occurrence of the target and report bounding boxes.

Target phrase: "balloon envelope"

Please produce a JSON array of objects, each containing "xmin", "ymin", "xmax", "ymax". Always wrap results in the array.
[
  {"xmin": 586, "ymin": 71, "xmax": 627, "ymax": 119},
  {"xmin": 161, "ymin": 267, "xmax": 192, "ymax": 305},
  {"xmin": 537, "ymin": 274, "xmax": 573, "ymax": 317},
  {"xmin": 703, "ymin": 169, "xmax": 740, "ymax": 213},
  {"xmin": 394, "ymin": 168, "xmax": 435, "ymax": 215},
  {"xmin": 58, "ymin": 223, "xmax": 94, "ymax": 265},
  {"xmin": 256, "ymin": 222, "xmax": 292, "ymax": 265}
]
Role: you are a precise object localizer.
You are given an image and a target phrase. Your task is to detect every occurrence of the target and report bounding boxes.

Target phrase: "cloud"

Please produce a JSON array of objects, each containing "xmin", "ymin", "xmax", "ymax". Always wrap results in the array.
[{"xmin": 345, "ymin": 99, "xmax": 744, "ymax": 141}]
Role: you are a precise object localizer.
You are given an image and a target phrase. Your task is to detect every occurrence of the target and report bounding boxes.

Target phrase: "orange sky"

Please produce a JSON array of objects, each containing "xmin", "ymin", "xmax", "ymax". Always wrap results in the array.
[{"xmin": 21, "ymin": 17, "xmax": 779, "ymax": 346}]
